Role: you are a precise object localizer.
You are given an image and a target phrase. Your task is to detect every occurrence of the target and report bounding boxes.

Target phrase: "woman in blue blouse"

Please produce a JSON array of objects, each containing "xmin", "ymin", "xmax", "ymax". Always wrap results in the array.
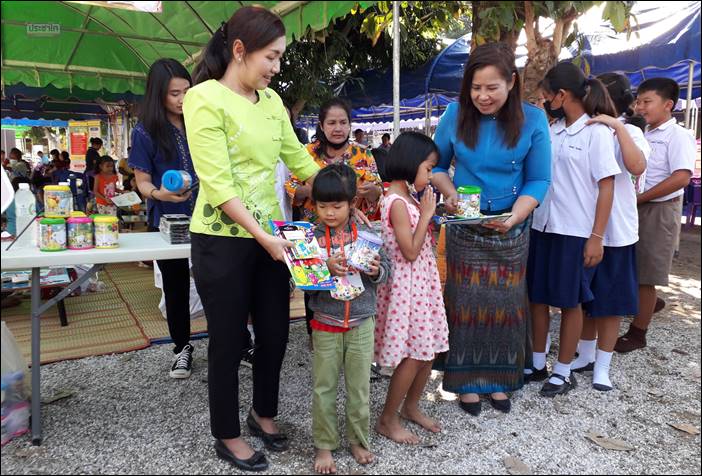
[
  {"xmin": 432, "ymin": 43, "xmax": 551, "ymax": 414},
  {"xmin": 129, "ymin": 58, "xmax": 198, "ymax": 379}
]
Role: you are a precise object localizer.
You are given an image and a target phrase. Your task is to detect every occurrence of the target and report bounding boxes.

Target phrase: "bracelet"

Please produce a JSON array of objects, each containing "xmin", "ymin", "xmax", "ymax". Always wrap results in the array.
[
  {"xmin": 591, "ymin": 232, "xmax": 604, "ymax": 240},
  {"xmin": 149, "ymin": 188, "xmax": 159, "ymax": 200}
]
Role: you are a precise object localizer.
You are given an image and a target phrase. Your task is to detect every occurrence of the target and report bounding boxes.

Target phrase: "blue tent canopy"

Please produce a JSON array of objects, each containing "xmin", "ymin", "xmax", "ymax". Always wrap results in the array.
[
  {"xmin": 1, "ymin": 95, "xmax": 111, "ymax": 121},
  {"xmin": 1, "ymin": 118, "xmax": 69, "ymax": 128},
  {"xmin": 341, "ymin": 2, "xmax": 701, "ymax": 108}
]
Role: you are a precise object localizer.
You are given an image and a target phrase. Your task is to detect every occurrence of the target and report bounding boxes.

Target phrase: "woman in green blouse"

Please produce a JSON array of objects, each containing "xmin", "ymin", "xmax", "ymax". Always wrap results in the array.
[{"xmin": 184, "ymin": 6, "xmax": 319, "ymax": 472}]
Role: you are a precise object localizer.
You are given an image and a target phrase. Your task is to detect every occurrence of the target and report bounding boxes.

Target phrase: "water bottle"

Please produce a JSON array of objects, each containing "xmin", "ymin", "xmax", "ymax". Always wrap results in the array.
[{"xmin": 14, "ymin": 183, "xmax": 36, "ymax": 248}]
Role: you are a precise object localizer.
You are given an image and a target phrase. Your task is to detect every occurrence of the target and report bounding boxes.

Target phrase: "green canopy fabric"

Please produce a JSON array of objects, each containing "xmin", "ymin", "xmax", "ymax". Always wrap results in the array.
[{"xmin": 1, "ymin": 1, "xmax": 374, "ymax": 95}]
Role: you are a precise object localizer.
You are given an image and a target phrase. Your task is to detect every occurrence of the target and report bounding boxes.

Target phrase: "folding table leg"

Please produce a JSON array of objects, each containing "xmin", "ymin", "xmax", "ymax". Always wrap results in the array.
[
  {"xmin": 30, "ymin": 267, "xmax": 42, "ymax": 445},
  {"xmin": 58, "ymin": 299, "xmax": 68, "ymax": 327}
]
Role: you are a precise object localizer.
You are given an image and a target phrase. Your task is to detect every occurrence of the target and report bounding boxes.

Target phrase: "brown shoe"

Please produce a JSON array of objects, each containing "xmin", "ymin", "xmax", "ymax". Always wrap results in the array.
[
  {"xmin": 614, "ymin": 325, "xmax": 647, "ymax": 353},
  {"xmin": 653, "ymin": 297, "xmax": 666, "ymax": 314}
]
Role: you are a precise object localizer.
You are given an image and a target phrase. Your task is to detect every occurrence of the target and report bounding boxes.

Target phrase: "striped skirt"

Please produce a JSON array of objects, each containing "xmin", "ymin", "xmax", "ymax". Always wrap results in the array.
[{"xmin": 437, "ymin": 218, "xmax": 532, "ymax": 394}]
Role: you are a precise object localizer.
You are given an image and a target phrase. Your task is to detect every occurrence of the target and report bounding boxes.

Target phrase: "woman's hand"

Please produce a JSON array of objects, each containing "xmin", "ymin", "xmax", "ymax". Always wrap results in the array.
[
  {"xmin": 482, "ymin": 216, "xmax": 516, "ymax": 234},
  {"xmin": 586, "ymin": 114, "xmax": 621, "ymax": 130},
  {"xmin": 154, "ymin": 185, "xmax": 191, "ymax": 203},
  {"xmin": 260, "ymin": 234, "xmax": 293, "ymax": 262},
  {"xmin": 358, "ymin": 182, "xmax": 381, "ymax": 202},
  {"xmin": 364, "ymin": 254, "xmax": 381, "ymax": 277},
  {"xmin": 419, "ymin": 185, "xmax": 437, "ymax": 220},
  {"xmin": 443, "ymin": 193, "xmax": 459, "ymax": 215},
  {"xmin": 327, "ymin": 252, "xmax": 348, "ymax": 277},
  {"xmin": 352, "ymin": 208, "xmax": 372, "ymax": 227},
  {"xmin": 583, "ymin": 236, "xmax": 604, "ymax": 268}
]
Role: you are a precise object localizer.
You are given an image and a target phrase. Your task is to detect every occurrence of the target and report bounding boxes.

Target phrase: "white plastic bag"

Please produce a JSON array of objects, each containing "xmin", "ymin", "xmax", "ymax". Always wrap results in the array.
[
  {"xmin": 1, "ymin": 321, "xmax": 30, "ymax": 446},
  {"xmin": 153, "ymin": 260, "xmax": 204, "ymax": 320}
]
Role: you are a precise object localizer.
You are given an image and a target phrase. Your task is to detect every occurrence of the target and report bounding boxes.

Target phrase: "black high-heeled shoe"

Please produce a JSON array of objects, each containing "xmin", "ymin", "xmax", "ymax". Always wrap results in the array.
[
  {"xmin": 247, "ymin": 410, "xmax": 289, "ymax": 452},
  {"xmin": 214, "ymin": 439, "xmax": 269, "ymax": 472},
  {"xmin": 459, "ymin": 399, "xmax": 482, "ymax": 416}
]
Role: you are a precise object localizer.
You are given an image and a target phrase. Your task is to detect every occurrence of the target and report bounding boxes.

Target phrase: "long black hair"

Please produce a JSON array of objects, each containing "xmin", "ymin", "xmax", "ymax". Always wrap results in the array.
[
  {"xmin": 457, "ymin": 42, "xmax": 524, "ymax": 149},
  {"xmin": 313, "ymin": 97, "xmax": 353, "ymax": 156},
  {"xmin": 597, "ymin": 72, "xmax": 646, "ymax": 132},
  {"xmin": 193, "ymin": 6, "xmax": 285, "ymax": 85},
  {"xmin": 542, "ymin": 62, "xmax": 617, "ymax": 118},
  {"xmin": 384, "ymin": 132, "xmax": 439, "ymax": 183},
  {"xmin": 140, "ymin": 58, "xmax": 192, "ymax": 163}
]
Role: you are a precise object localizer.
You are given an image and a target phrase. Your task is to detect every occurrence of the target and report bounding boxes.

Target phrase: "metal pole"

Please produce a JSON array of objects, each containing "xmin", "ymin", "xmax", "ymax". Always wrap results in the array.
[
  {"xmin": 392, "ymin": 1, "xmax": 400, "ymax": 139},
  {"xmin": 30, "ymin": 267, "xmax": 42, "ymax": 445},
  {"xmin": 425, "ymin": 94, "xmax": 431, "ymax": 135},
  {"xmin": 684, "ymin": 61, "xmax": 694, "ymax": 129}
]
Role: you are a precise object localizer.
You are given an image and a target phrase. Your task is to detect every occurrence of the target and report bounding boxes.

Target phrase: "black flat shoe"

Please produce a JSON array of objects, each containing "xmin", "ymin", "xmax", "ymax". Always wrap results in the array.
[
  {"xmin": 524, "ymin": 366, "xmax": 549, "ymax": 383},
  {"xmin": 489, "ymin": 396, "xmax": 511, "ymax": 413},
  {"xmin": 247, "ymin": 410, "xmax": 289, "ymax": 452},
  {"xmin": 593, "ymin": 382, "xmax": 613, "ymax": 392},
  {"xmin": 572, "ymin": 361, "xmax": 594, "ymax": 373},
  {"xmin": 214, "ymin": 439, "xmax": 269, "ymax": 472},
  {"xmin": 459, "ymin": 399, "xmax": 482, "ymax": 416},
  {"xmin": 540, "ymin": 372, "xmax": 577, "ymax": 398}
]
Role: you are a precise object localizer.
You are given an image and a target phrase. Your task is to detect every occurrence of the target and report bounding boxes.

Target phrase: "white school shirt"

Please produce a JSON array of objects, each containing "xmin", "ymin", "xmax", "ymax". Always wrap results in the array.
[
  {"xmin": 275, "ymin": 160, "xmax": 293, "ymax": 221},
  {"xmin": 643, "ymin": 118, "xmax": 696, "ymax": 202},
  {"xmin": 533, "ymin": 113, "xmax": 621, "ymax": 239},
  {"xmin": 604, "ymin": 118, "xmax": 652, "ymax": 247}
]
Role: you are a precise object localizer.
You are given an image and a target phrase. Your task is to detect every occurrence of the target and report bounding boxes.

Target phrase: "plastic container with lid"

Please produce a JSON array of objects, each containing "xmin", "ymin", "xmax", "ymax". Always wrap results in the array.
[
  {"xmin": 348, "ymin": 230, "xmax": 383, "ymax": 273},
  {"xmin": 67, "ymin": 216, "xmax": 94, "ymax": 250},
  {"xmin": 94, "ymin": 215, "xmax": 119, "ymax": 249},
  {"xmin": 39, "ymin": 218, "xmax": 67, "ymax": 252},
  {"xmin": 456, "ymin": 185, "xmax": 482, "ymax": 218},
  {"xmin": 44, "ymin": 185, "xmax": 72, "ymax": 218},
  {"xmin": 161, "ymin": 170, "xmax": 192, "ymax": 194},
  {"xmin": 70, "ymin": 211, "xmax": 87, "ymax": 218}
]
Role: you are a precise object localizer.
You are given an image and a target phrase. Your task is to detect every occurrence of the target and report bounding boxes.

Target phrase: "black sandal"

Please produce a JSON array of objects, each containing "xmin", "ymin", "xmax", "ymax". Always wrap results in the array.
[
  {"xmin": 540, "ymin": 372, "xmax": 577, "ymax": 398},
  {"xmin": 247, "ymin": 410, "xmax": 289, "ymax": 452}
]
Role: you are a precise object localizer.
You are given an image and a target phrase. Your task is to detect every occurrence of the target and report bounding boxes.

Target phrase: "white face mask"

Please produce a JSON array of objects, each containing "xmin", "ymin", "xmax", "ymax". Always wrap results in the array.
[{"xmin": 10, "ymin": 159, "xmax": 17, "ymax": 166}]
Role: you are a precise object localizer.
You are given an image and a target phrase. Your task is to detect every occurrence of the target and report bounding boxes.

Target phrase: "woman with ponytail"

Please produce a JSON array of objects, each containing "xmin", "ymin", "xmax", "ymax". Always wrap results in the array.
[
  {"xmin": 183, "ymin": 6, "xmax": 320, "ymax": 471},
  {"xmin": 528, "ymin": 62, "xmax": 620, "ymax": 397}
]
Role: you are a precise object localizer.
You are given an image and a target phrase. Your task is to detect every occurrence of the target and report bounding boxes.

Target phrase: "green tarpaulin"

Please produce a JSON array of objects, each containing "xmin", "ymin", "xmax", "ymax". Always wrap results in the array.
[{"xmin": 1, "ymin": 1, "xmax": 374, "ymax": 95}]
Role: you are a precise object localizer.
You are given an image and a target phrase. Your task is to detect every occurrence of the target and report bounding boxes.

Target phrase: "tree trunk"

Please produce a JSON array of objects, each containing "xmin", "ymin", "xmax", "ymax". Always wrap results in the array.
[{"xmin": 522, "ymin": 37, "xmax": 559, "ymax": 105}]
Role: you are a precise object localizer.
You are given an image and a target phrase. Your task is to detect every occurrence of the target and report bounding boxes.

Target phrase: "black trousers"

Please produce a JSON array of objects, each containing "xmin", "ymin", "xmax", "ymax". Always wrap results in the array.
[
  {"xmin": 149, "ymin": 225, "xmax": 191, "ymax": 354},
  {"xmin": 191, "ymin": 233, "xmax": 291, "ymax": 439}
]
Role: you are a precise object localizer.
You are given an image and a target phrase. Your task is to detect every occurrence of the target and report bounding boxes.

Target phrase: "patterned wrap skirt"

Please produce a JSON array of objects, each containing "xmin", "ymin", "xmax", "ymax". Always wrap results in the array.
[{"xmin": 436, "ymin": 218, "xmax": 532, "ymax": 394}]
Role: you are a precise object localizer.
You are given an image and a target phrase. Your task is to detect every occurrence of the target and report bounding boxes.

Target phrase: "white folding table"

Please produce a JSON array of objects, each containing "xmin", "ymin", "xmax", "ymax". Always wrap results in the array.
[{"xmin": 1, "ymin": 233, "xmax": 190, "ymax": 445}]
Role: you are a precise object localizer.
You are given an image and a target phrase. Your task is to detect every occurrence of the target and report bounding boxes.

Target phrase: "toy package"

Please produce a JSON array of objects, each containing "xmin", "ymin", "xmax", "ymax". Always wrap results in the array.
[{"xmin": 270, "ymin": 221, "xmax": 335, "ymax": 291}]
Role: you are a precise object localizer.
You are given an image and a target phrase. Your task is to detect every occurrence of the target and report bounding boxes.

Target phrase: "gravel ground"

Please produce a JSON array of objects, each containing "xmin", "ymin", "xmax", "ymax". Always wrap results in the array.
[{"xmin": 2, "ymin": 230, "xmax": 700, "ymax": 475}]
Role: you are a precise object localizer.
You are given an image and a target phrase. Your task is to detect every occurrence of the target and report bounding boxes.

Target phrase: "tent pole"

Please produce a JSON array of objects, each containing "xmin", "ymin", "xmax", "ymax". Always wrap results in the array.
[
  {"xmin": 425, "ymin": 94, "xmax": 431, "ymax": 135},
  {"xmin": 392, "ymin": 1, "xmax": 400, "ymax": 139},
  {"xmin": 684, "ymin": 61, "xmax": 694, "ymax": 129}
]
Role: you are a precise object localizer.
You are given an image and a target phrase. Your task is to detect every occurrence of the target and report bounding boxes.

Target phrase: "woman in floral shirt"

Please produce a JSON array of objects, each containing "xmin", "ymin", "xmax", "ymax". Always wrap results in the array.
[{"xmin": 285, "ymin": 98, "xmax": 383, "ymax": 224}]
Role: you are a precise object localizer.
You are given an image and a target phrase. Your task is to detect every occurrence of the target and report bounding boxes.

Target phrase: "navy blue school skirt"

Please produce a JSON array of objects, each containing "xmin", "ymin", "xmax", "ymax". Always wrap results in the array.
[
  {"xmin": 582, "ymin": 244, "xmax": 638, "ymax": 317},
  {"xmin": 527, "ymin": 230, "xmax": 597, "ymax": 309}
]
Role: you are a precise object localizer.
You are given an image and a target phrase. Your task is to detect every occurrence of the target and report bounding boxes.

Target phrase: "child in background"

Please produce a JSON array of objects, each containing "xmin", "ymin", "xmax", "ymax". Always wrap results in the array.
[
  {"xmin": 306, "ymin": 163, "xmax": 390, "ymax": 474},
  {"xmin": 569, "ymin": 72, "xmax": 651, "ymax": 391},
  {"xmin": 93, "ymin": 155, "xmax": 121, "ymax": 216},
  {"xmin": 615, "ymin": 78, "xmax": 696, "ymax": 353},
  {"xmin": 528, "ymin": 62, "xmax": 620, "ymax": 397},
  {"xmin": 375, "ymin": 132, "xmax": 449, "ymax": 444}
]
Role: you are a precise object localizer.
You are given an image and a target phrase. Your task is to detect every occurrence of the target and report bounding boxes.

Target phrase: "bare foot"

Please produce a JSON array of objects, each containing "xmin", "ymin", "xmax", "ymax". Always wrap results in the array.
[
  {"xmin": 375, "ymin": 414, "xmax": 419, "ymax": 445},
  {"xmin": 222, "ymin": 437, "xmax": 255, "ymax": 460},
  {"xmin": 350, "ymin": 444, "xmax": 374, "ymax": 465},
  {"xmin": 314, "ymin": 448, "xmax": 337, "ymax": 474},
  {"xmin": 400, "ymin": 406, "xmax": 441, "ymax": 433},
  {"xmin": 459, "ymin": 393, "xmax": 479, "ymax": 404}
]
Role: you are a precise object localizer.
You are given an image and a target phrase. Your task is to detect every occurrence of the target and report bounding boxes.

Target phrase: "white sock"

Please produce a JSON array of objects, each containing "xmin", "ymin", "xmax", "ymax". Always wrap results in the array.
[
  {"xmin": 247, "ymin": 324, "xmax": 255, "ymax": 344},
  {"xmin": 593, "ymin": 349, "xmax": 613, "ymax": 389},
  {"xmin": 549, "ymin": 361, "xmax": 571, "ymax": 385},
  {"xmin": 571, "ymin": 339, "xmax": 597, "ymax": 369},
  {"xmin": 545, "ymin": 333, "xmax": 552, "ymax": 354},
  {"xmin": 533, "ymin": 352, "xmax": 547, "ymax": 371}
]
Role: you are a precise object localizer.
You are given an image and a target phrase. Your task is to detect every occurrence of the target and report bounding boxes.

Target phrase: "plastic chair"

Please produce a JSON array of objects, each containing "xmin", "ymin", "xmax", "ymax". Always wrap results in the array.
[{"xmin": 684, "ymin": 177, "xmax": 701, "ymax": 229}]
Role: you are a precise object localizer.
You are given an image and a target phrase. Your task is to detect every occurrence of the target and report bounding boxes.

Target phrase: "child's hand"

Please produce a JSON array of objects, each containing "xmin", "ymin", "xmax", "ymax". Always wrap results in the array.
[
  {"xmin": 419, "ymin": 185, "xmax": 436, "ymax": 220},
  {"xmin": 584, "ymin": 236, "xmax": 604, "ymax": 268},
  {"xmin": 327, "ymin": 252, "xmax": 348, "ymax": 277},
  {"xmin": 364, "ymin": 254, "xmax": 381, "ymax": 277}
]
